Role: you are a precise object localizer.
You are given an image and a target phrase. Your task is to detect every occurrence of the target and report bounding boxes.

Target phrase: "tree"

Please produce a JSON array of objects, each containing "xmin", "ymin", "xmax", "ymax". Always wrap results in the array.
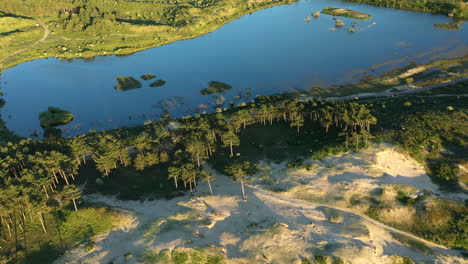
[
  {"xmin": 168, "ymin": 166, "xmax": 181, "ymax": 188},
  {"xmin": 186, "ymin": 139, "xmax": 206, "ymax": 167},
  {"xmin": 63, "ymin": 185, "xmax": 81, "ymax": 211},
  {"xmin": 221, "ymin": 129, "xmax": 240, "ymax": 157},
  {"xmin": 69, "ymin": 136, "xmax": 91, "ymax": 165},
  {"xmin": 231, "ymin": 109, "xmax": 252, "ymax": 131},
  {"xmin": 200, "ymin": 170, "xmax": 215, "ymax": 195},
  {"xmin": 94, "ymin": 153, "xmax": 115, "ymax": 176},
  {"xmin": 181, "ymin": 163, "xmax": 199, "ymax": 193},
  {"xmin": 134, "ymin": 153, "xmax": 159, "ymax": 171},
  {"xmin": 225, "ymin": 161, "xmax": 258, "ymax": 200},
  {"xmin": 290, "ymin": 113, "xmax": 304, "ymax": 133}
]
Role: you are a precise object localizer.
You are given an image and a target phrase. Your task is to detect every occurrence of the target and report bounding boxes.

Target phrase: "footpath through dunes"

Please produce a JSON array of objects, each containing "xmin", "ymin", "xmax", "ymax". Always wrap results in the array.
[{"xmin": 55, "ymin": 149, "xmax": 465, "ymax": 264}]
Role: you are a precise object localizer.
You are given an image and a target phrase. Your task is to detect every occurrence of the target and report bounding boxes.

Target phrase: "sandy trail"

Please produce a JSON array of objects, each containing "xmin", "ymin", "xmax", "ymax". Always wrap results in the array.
[
  {"xmin": 0, "ymin": 18, "xmax": 50, "ymax": 64},
  {"xmin": 304, "ymin": 76, "xmax": 468, "ymax": 102},
  {"xmin": 54, "ymin": 146, "xmax": 466, "ymax": 264}
]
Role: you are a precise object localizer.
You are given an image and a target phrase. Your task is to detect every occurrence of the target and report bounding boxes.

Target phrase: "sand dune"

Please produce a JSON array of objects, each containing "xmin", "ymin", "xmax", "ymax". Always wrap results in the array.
[{"xmin": 54, "ymin": 144, "xmax": 465, "ymax": 264}]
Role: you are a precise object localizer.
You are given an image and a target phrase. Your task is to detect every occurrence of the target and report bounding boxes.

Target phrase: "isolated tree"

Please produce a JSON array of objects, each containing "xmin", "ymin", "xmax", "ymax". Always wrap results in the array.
[
  {"xmin": 200, "ymin": 170, "xmax": 215, "ymax": 195},
  {"xmin": 225, "ymin": 161, "xmax": 258, "ymax": 200},
  {"xmin": 221, "ymin": 129, "xmax": 240, "ymax": 157}
]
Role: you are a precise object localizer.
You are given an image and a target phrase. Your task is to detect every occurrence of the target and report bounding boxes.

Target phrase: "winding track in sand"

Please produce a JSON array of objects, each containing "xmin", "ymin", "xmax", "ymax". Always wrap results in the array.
[
  {"xmin": 204, "ymin": 165, "xmax": 463, "ymax": 258},
  {"xmin": 247, "ymin": 185, "xmax": 460, "ymax": 256}
]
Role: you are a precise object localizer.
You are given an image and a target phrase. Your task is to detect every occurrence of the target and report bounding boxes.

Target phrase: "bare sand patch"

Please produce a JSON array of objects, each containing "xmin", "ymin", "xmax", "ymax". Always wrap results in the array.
[{"xmin": 54, "ymin": 144, "xmax": 464, "ymax": 264}]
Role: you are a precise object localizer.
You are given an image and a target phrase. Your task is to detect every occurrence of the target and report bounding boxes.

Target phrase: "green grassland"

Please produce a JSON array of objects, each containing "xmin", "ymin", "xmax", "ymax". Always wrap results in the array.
[
  {"xmin": 0, "ymin": 0, "xmax": 298, "ymax": 70},
  {"xmin": 0, "ymin": 16, "xmax": 43, "ymax": 63},
  {"xmin": 0, "ymin": 207, "xmax": 123, "ymax": 264}
]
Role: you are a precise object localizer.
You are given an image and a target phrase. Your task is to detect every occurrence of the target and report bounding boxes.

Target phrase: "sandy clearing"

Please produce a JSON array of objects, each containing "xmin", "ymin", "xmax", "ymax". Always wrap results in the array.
[{"xmin": 54, "ymin": 145, "xmax": 466, "ymax": 264}]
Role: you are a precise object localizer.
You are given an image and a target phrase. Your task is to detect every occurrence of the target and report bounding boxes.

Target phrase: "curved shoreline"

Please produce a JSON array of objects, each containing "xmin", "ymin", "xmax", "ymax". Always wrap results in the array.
[{"xmin": 0, "ymin": 0, "xmax": 299, "ymax": 71}]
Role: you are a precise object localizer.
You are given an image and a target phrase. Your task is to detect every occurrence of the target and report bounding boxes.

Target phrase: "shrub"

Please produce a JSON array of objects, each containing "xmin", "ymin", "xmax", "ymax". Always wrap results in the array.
[
  {"xmin": 39, "ymin": 106, "xmax": 74, "ymax": 128},
  {"xmin": 403, "ymin": 101, "xmax": 412, "ymax": 108},
  {"xmin": 433, "ymin": 163, "xmax": 459, "ymax": 182}
]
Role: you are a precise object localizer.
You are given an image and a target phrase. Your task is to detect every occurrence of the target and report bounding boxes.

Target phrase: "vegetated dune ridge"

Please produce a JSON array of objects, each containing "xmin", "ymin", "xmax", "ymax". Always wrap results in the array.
[{"xmin": 54, "ymin": 144, "xmax": 465, "ymax": 264}]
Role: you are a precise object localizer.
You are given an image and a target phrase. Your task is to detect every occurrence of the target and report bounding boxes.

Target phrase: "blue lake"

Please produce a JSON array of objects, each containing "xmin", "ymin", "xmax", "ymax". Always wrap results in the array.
[{"xmin": 1, "ymin": 0, "xmax": 467, "ymax": 137}]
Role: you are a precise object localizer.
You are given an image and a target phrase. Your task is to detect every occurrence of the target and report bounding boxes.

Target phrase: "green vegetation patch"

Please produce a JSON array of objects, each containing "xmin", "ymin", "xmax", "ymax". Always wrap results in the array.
[
  {"xmin": 1, "ymin": 207, "xmax": 121, "ymax": 264},
  {"xmin": 141, "ymin": 73, "xmax": 156, "ymax": 80},
  {"xmin": 433, "ymin": 21, "xmax": 464, "ymax": 30},
  {"xmin": 343, "ymin": 0, "xmax": 466, "ymax": 19},
  {"xmin": 200, "ymin": 81, "xmax": 232, "ymax": 95},
  {"xmin": 306, "ymin": 56, "xmax": 468, "ymax": 98},
  {"xmin": 149, "ymin": 79, "xmax": 166, "ymax": 87},
  {"xmin": 390, "ymin": 232, "xmax": 434, "ymax": 254},
  {"xmin": 0, "ymin": 0, "xmax": 299, "ymax": 70},
  {"xmin": 39, "ymin": 106, "xmax": 74, "ymax": 128},
  {"xmin": 322, "ymin": 7, "xmax": 372, "ymax": 20},
  {"xmin": 115, "ymin": 76, "xmax": 143, "ymax": 91},
  {"xmin": 145, "ymin": 246, "xmax": 227, "ymax": 264}
]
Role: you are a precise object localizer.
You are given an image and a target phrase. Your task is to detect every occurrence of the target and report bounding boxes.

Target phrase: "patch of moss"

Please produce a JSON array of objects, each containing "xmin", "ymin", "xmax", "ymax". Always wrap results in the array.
[
  {"xmin": 149, "ymin": 79, "xmax": 166, "ymax": 87},
  {"xmin": 115, "ymin": 77, "xmax": 142, "ymax": 91},
  {"xmin": 39, "ymin": 106, "xmax": 74, "ymax": 128},
  {"xmin": 141, "ymin": 73, "xmax": 156, "ymax": 80},
  {"xmin": 322, "ymin": 7, "xmax": 372, "ymax": 20},
  {"xmin": 200, "ymin": 81, "xmax": 232, "ymax": 95}
]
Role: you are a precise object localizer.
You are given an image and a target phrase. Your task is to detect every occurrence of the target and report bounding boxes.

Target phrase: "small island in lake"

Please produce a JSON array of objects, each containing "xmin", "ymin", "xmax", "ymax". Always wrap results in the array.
[
  {"xmin": 322, "ymin": 7, "xmax": 372, "ymax": 20},
  {"xmin": 200, "ymin": 81, "xmax": 233, "ymax": 95},
  {"xmin": 433, "ymin": 21, "xmax": 463, "ymax": 30},
  {"xmin": 149, "ymin": 79, "xmax": 166, "ymax": 87},
  {"xmin": 141, "ymin": 73, "xmax": 156, "ymax": 80},
  {"xmin": 115, "ymin": 77, "xmax": 142, "ymax": 91},
  {"xmin": 39, "ymin": 106, "xmax": 74, "ymax": 128}
]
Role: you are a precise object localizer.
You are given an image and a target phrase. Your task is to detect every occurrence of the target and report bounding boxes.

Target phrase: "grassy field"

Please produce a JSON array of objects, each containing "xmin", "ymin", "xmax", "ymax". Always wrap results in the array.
[
  {"xmin": 0, "ymin": 207, "xmax": 124, "ymax": 264},
  {"xmin": 0, "ymin": 16, "xmax": 43, "ymax": 62},
  {"xmin": 0, "ymin": 0, "xmax": 298, "ymax": 70}
]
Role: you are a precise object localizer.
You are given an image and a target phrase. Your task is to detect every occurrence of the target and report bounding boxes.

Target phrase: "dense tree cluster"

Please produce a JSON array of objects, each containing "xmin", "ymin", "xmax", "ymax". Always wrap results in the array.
[{"xmin": 0, "ymin": 96, "xmax": 377, "ymax": 262}]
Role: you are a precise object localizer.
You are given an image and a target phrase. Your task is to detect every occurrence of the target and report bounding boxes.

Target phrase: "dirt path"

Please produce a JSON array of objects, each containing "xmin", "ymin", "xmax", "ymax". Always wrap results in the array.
[
  {"xmin": 308, "ymin": 76, "xmax": 468, "ymax": 102},
  {"xmin": 247, "ymin": 185, "xmax": 459, "ymax": 255},
  {"xmin": 0, "ymin": 19, "xmax": 50, "ymax": 64},
  {"xmin": 202, "ymin": 165, "xmax": 463, "ymax": 257}
]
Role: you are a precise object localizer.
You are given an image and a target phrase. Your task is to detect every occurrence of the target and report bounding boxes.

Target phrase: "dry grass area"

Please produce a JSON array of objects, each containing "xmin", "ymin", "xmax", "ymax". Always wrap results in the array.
[{"xmin": 0, "ymin": 16, "xmax": 43, "ymax": 61}]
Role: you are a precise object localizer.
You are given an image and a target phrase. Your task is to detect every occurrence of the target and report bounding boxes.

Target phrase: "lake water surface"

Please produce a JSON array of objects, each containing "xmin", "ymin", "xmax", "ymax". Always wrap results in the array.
[{"xmin": 1, "ymin": 0, "xmax": 467, "ymax": 137}]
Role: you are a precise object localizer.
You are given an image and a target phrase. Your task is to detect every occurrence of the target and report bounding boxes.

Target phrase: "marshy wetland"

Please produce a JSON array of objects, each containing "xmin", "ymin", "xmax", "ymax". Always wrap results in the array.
[{"xmin": 0, "ymin": 0, "xmax": 467, "ymax": 138}]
